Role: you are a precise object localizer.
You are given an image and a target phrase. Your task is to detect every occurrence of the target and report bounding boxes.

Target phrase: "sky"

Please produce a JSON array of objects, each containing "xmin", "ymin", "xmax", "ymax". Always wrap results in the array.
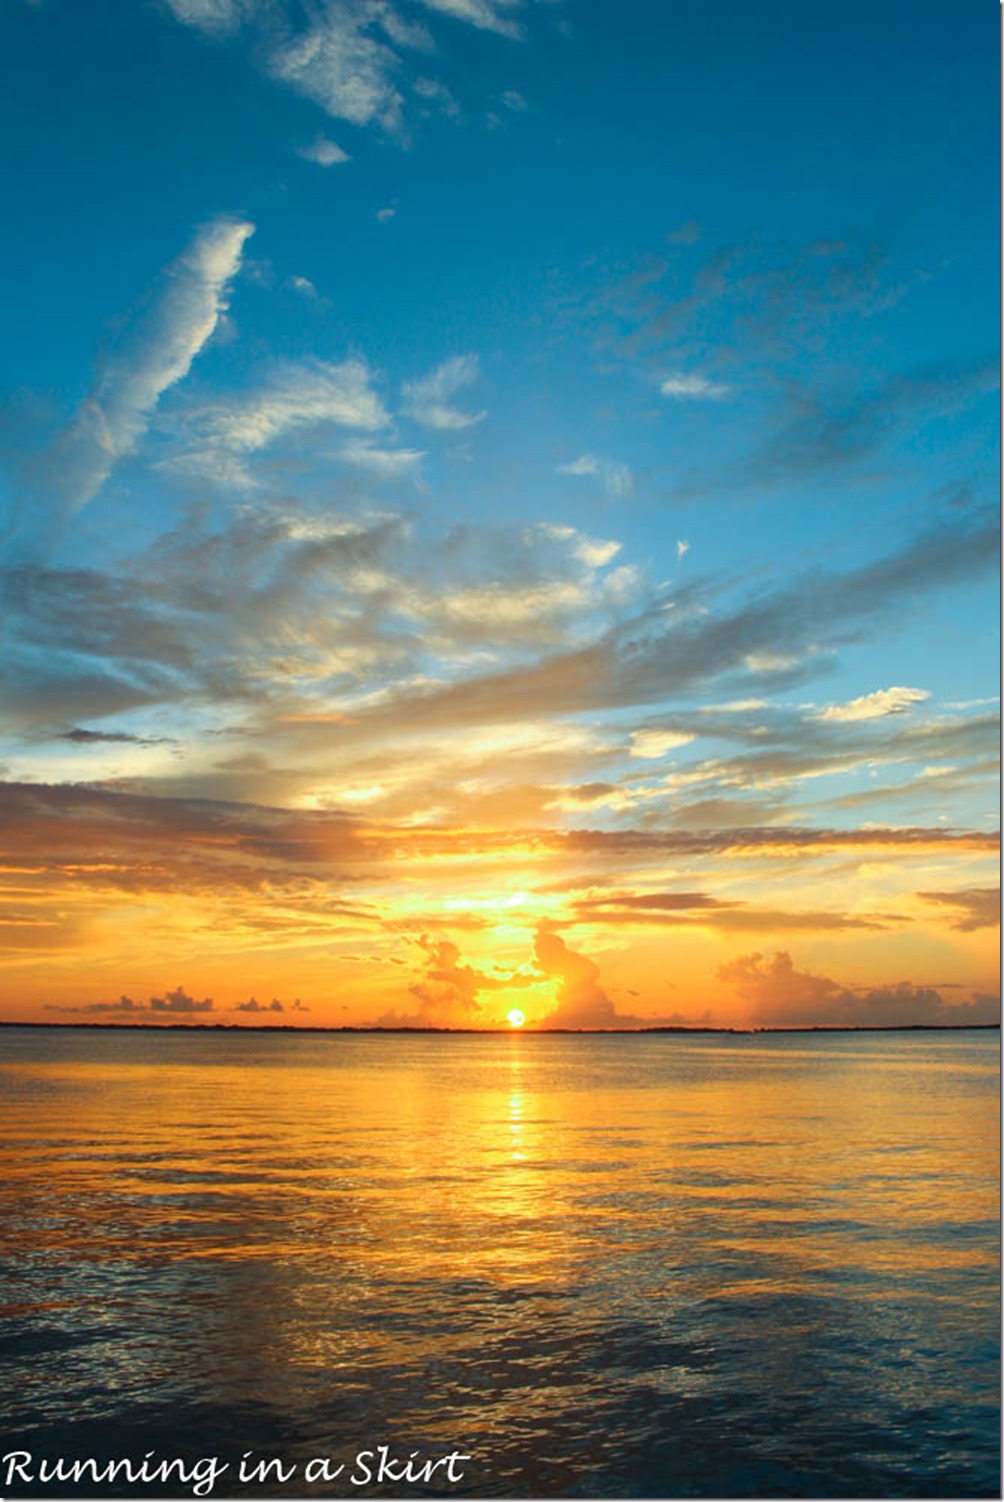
[{"xmin": 0, "ymin": 0, "xmax": 998, "ymax": 1030}]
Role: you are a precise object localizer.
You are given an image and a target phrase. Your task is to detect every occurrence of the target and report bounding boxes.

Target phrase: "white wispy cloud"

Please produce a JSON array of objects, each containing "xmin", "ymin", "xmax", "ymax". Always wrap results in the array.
[
  {"xmin": 557, "ymin": 454, "xmax": 633, "ymax": 498},
  {"xmin": 814, "ymin": 686, "xmax": 931, "ymax": 723},
  {"xmin": 165, "ymin": 0, "xmax": 532, "ymax": 140},
  {"xmin": 270, "ymin": 10, "xmax": 405, "ymax": 131},
  {"xmin": 413, "ymin": 76, "xmax": 461, "ymax": 116},
  {"xmin": 402, "ymin": 354, "xmax": 486, "ymax": 430},
  {"xmin": 417, "ymin": 0, "xmax": 522, "ymax": 37},
  {"xmin": 676, "ymin": 539, "xmax": 690, "ymax": 559},
  {"xmin": 337, "ymin": 440, "xmax": 425, "ymax": 479},
  {"xmin": 49, "ymin": 215, "xmax": 253, "ymax": 515},
  {"xmin": 660, "ymin": 373, "xmax": 731, "ymax": 400},
  {"xmin": 557, "ymin": 454, "xmax": 599, "ymax": 476},
  {"xmin": 629, "ymin": 728, "xmax": 696, "ymax": 759},
  {"xmin": 166, "ymin": 358, "xmax": 390, "ymax": 488},
  {"xmin": 190, "ymin": 358, "xmax": 389, "ymax": 456},
  {"xmin": 163, "ymin": 0, "xmax": 243, "ymax": 36},
  {"xmin": 297, "ymin": 134, "xmax": 350, "ymax": 166}
]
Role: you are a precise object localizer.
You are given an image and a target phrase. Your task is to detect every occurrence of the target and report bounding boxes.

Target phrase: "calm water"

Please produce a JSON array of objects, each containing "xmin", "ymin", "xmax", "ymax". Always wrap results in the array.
[{"xmin": 0, "ymin": 1027, "xmax": 998, "ymax": 1499}]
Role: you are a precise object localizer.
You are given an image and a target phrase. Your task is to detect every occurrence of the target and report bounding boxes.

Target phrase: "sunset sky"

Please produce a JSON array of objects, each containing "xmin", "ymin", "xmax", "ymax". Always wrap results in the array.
[{"xmin": 0, "ymin": 0, "xmax": 998, "ymax": 1029}]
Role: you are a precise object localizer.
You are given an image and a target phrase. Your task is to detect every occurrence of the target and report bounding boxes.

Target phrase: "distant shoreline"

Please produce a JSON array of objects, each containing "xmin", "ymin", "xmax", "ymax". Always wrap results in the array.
[{"xmin": 0, "ymin": 1020, "xmax": 998, "ymax": 1036}]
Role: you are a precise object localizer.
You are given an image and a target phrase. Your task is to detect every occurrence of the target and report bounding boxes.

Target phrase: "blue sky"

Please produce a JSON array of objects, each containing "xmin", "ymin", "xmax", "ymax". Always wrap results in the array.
[{"xmin": 0, "ymin": 0, "xmax": 998, "ymax": 1027}]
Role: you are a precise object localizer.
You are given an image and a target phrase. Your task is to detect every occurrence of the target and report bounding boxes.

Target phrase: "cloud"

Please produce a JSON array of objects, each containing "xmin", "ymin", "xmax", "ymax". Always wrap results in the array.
[
  {"xmin": 919, "ymin": 887, "xmax": 1000, "ymax": 932},
  {"xmin": 266, "ymin": 7, "xmax": 407, "ymax": 132},
  {"xmin": 62, "ymin": 728, "xmax": 170, "ymax": 747},
  {"xmin": 814, "ymin": 686, "xmax": 930, "ymax": 723},
  {"xmin": 49, "ymin": 984, "xmax": 216, "ymax": 1016},
  {"xmin": 336, "ymin": 441, "xmax": 425, "ymax": 479},
  {"xmin": 418, "ymin": 0, "xmax": 522, "ymax": 38},
  {"xmin": 39, "ymin": 216, "xmax": 252, "ymax": 520},
  {"xmin": 376, "ymin": 934, "xmax": 518, "ymax": 1025},
  {"xmin": 557, "ymin": 454, "xmax": 600, "ymax": 476},
  {"xmin": 297, "ymin": 134, "xmax": 350, "ymax": 166},
  {"xmin": 188, "ymin": 358, "xmax": 388, "ymax": 453},
  {"xmin": 149, "ymin": 985, "xmax": 214, "ymax": 1013},
  {"xmin": 660, "ymin": 373, "xmax": 731, "ymax": 400},
  {"xmin": 233, "ymin": 995, "xmax": 286, "ymax": 1013},
  {"xmin": 571, "ymin": 891, "xmax": 893, "ymax": 933},
  {"xmin": 286, "ymin": 275, "xmax": 318, "ymax": 299},
  {"xmin": 557, "ymin": 454, "xmax": 633, "ymax": 498},
  {"xmin": 533, "ymin": 926, "xmax": 621, "ymax": 1029},
  {"xmin": 629, "ymin": 728, "xmax": 695, "ymax": 759},
  {"xmin": 402, "ymin": 354, "xmax": 485, "ymax": 430},
  {"xmin": 676, "ymin": 540, "xmax": 690, "ymax": 560},
  {"xmin": 166, "ymin": 0, "xmax": 529, "ymax": 137},
  {"xmin": 376, "ymin": 206, "xmax": 396, "ymax": 223},
  {"xmin": 413, "ymin": 76, "xmax": 460, "ymax": 116},
  {"xmin": 163, "ymin": 0, "xmax": 243, "ymax": 37},
  {"xmin": 45, "ymin": 994, "xmax": 145, "ymax": 1016},
  {"xmin": 718, "ymin": 950, "xmax": 1000, "ymax": 1028},
  {"xmin": 340, "ymin": 511, "xmax": 998, "ymax": 733}
]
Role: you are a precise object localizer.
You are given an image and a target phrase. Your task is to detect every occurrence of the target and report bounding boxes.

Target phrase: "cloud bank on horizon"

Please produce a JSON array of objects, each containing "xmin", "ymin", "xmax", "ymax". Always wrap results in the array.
[{"xmin": 0, "ymin": 0, "xmax": 998, "ymax": 1028}]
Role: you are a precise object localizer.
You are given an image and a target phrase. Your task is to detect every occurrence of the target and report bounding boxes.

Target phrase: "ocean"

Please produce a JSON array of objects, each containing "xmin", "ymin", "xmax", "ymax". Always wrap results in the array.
[{"xmin": 0, "ymin": 1026, "xmax": 998, "ymax": 1498}]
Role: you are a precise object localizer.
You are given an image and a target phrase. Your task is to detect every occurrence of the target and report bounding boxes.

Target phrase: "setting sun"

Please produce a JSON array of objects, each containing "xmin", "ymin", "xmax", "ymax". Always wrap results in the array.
[{"xmin": 506, "ymin": 1009, "xmax": 526, "ymax": 1029}]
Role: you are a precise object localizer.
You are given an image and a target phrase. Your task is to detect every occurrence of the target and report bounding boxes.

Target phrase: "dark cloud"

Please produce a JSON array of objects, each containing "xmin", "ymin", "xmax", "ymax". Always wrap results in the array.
[
  {"xmin": 45, "ymin": 986, "xmax": 214, "ymax": 1016},
  {"xmin": 672, "ymin": 358, "xmax": 999, "ymax": 499},
  {"xmin": 149, "ymin": 985, "xmax": 213, "ymax": 1013},
  {"xmin": 718, "ymin": 949, "xmax": 1000, "ymax": 1028},
  {"xmin": 0, "ymin": 781, "xmax": 995, "ymax": 884},
  {"xmin": 572, "ymin": 891, "xmax": 896, "ymax": 932},
  {"xmin": 45, "ymin": 995, "xmax": 143, "ymax": 1016},
  {"xmin": 63, "ymin": 727, "xmax": 172, "ymax": 746},
  {"xmin": 231, "ymin": 996, "xmax": 309, "ymax": 1014},
  {"xmin": 919, "ymin": 887, "xmax": 1000, "ymax": 932}
]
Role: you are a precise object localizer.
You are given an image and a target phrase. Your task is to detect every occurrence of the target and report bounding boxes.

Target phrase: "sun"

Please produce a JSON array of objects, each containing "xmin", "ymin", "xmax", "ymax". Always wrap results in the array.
[{"xmin": 506, "ymin": 1008, "xmax": 526, "ymax": 1029}]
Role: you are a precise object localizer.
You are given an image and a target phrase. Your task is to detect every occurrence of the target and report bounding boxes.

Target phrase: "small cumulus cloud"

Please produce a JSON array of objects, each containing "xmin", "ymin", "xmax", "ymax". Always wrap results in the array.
[
  {"xmin": 556, "ymin": 454, "xmax": 633, "ymax": 499},
  {"xmin": 676, "ymin": 539, "xmax": 690, "ymax": 560},
  {"xmin": 814, "ymin": 686, "xmax": 930, "ymax": 723},
  {"xmin": 231, "ymin": 995, "xmax": 310, "ymax": 1014},
  {"xmin": 402, "ymin": 354, "xmax": 486, "ymax": 431},
  {"xmin": 660, "ymin": 373, "xmax": 731, "ymax": 400},
  {"xmin": 45, "ymin": 995, "xmax": 144, "ymax": 1016},
  {"xmin": 413, "ymin": 76, "xmax": 460, "ymax": 116},
  {"xmin": 297, "ymin": 134, "xmax": 350, "ymax": 166},
  {"xmin": 376, "ymin": 206, "xmax": 397, "ymax": 223},
  {"xmin": 149, "ymin": 984, "xmax": 214, "ymax": 1013},
  {"xmin": 286, "ymin": 275, "xmax": 318, "ymax": 299},
  {"xmin": 46, "ymin": 984, "xmax": 215, "ymax": 1016}
]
